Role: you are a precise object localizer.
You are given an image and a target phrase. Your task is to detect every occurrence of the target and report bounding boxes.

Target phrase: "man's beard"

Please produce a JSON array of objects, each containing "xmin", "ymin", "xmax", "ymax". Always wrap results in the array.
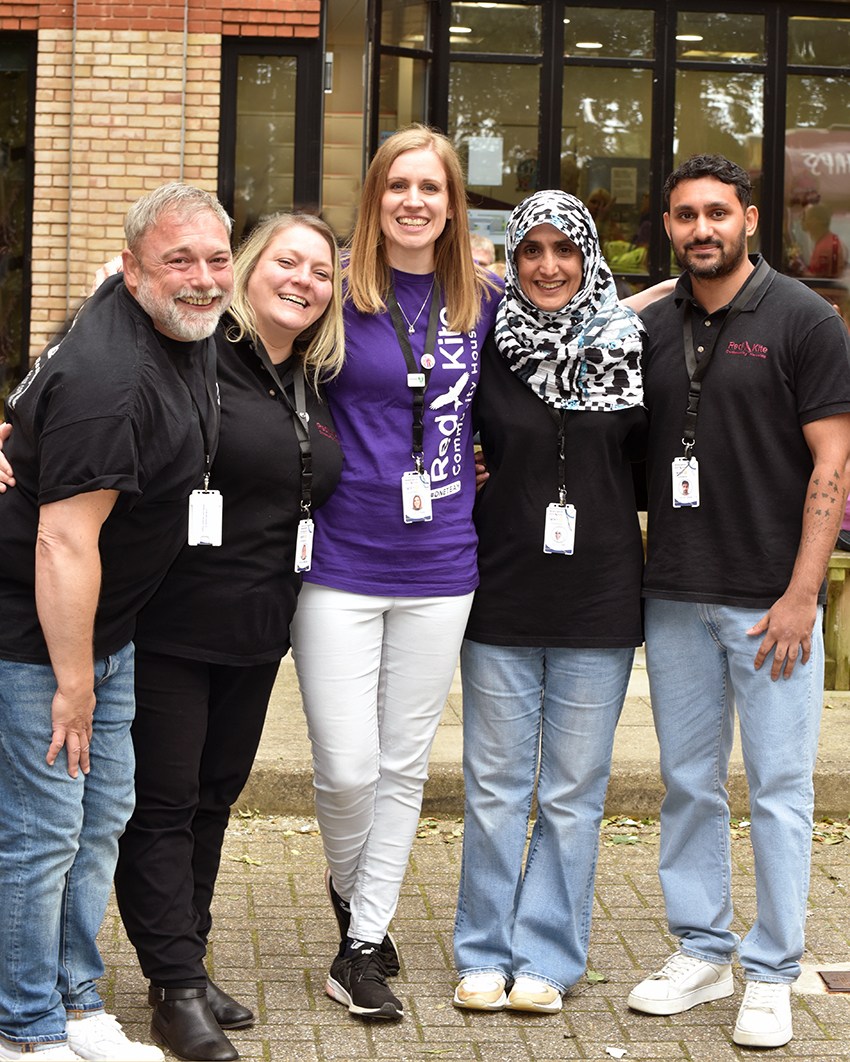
[
  {"xmin": 674, "ymin": 223, "xmax": 749, "ymax": 281},
  {"xmin": 136, "ymin": 269, "xmax": 232, "ymax": 341}
]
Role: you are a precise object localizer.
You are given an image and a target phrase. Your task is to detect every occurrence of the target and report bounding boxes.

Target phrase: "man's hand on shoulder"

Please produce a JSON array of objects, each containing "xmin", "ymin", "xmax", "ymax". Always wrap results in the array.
[
  {"xmin": 0, "ymin": 422, "xmax": 14, "ymax": 491},
  {"xmin": 748, "ymin": 590, "xmax": 818, "ymax": 680}
]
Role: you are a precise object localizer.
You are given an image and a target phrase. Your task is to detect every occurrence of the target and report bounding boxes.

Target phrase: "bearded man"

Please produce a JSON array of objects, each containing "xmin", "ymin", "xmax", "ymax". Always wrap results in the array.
[
  {"xmin": 627, "ymin": 155, "xmax": 850, "ymax": 1050},
  {"xmin": 0, "ymin": 183, "xmax": 232, "ymax": 1061}
]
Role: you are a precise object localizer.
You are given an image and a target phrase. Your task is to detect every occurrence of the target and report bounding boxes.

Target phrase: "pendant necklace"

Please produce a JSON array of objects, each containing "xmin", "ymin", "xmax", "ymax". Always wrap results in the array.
[{"xmin": 397, "ymin": 280, "xmax": 435, "ymax": 334}]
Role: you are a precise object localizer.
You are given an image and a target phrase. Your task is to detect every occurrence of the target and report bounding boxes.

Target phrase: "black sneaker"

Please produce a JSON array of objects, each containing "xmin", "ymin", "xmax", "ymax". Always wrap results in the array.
[
  {"xmin": 324, "ymin": 869, "xmax": 400, "ymax": 976},
  {"xmin": 325, "ymin": 941, "xmax": 403, "ymax": 1020}
]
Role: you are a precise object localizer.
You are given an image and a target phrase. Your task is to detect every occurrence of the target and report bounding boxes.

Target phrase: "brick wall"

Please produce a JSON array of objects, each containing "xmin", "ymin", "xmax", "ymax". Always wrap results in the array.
[{"xmin": 1, "ymin": 0, "xmax": 321, "ymax": 357}]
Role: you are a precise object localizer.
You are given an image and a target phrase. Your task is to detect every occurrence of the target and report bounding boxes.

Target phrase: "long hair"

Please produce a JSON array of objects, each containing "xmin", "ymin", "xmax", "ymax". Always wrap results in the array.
[
  {"xmin": 346, "ymin": 124, "xmax": 498, "ymax": 334},
  {"xmin": 228, "ymin": 213, "xmax": 345, "ymax": 386}
]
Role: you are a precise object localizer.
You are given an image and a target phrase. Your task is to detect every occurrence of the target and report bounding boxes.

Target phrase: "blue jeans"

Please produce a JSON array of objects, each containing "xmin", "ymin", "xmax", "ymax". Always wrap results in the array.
[
  {"xmin": 454, "ymin": 640, "xmax": 634, "ymax": 992},
  {"xmin": 0, "ymin": 644, "xmax": 136, "ymax": 1046},
  {"xmin": 645, "ymin": 599, "xmax": 823, "ymax": 983}
]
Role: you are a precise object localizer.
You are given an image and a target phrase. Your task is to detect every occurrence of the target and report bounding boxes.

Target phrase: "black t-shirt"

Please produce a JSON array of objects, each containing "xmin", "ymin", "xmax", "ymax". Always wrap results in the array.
[
  {"xmin": 0, "ymin": 276, "xmax": 215, "ymax": 663},
  {"xmin": 641, "ymin": 257, "xmax": 850, "ymax": 609},
  {"xmin": 133, "ymin": 329, "xmax": 344, "ymax": 665},
  {"xmin": 465, "ymin": 333, "xmax": 646, "ymax": 648}
]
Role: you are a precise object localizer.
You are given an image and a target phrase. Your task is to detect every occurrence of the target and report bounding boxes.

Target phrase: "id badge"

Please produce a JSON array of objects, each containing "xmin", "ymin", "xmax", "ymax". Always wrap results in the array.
[
  {"xmin": 188, "ymin": 489, "xmax": 223, "ymax": 546},
  {"xmin": 672, "ymin": 457, "xmax": 700, "ymax": 508},
  {"xmin": 295, "ymin": 518, "xmax": 314, "ymax": 572},
  {"xmin": 543, "ymin": 502, "xmax": 576, "ymax": 554},
  {"xmin": 402, "ymin": 470, "xmax": 433, "ymax": 523}
]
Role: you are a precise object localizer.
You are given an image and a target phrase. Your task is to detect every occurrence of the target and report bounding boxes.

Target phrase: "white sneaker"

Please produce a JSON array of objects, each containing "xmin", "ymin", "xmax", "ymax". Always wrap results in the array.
[
  {"xmin": 732, "ymin": 981, "xmax": 792, "ymax": 1048},
  {"xmin": 628, "ymin": 951, "xmax": 734, "ymax": 1014},
  {"xmin": 453, "ymin": 974, "xmax": 507, "ymax": 1010},
  {"xmin": 507, "ymin": 977, "xmax": 562, "ymax": 1013},
  {"xmin": 0, "ymin": 1043, "xmax": 83, "ymax": 1060},
  {"xmin": 65, "ymin": 1013, "xmax": 164, "ymax": 1062}
]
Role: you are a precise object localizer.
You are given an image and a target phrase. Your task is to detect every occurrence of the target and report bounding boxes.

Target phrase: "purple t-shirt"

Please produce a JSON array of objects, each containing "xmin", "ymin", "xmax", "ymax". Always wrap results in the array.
[{"xmin": 305, "ymin": 268, "xmax": 501, "ymax": 597}]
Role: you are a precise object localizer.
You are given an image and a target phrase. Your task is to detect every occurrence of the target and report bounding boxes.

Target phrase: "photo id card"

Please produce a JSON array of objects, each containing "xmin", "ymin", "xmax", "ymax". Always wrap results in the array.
[
  {"xmin": 402, "ymin": 470, "xmax": 433, "ymax": 523},
  {"xmin": 543, "ymin": 502, "xmax": 576, "ymax": 554},
  {"xmin": 188, "ymin": 489, "xmax": 223, "ymax": 546},
  {"xmin": 672, "ymin": 457, "xmax": 700, "ymax": 507},
  {"xmin": 295, "ymin": 518, "xmax": 314, "ymax": 572}
]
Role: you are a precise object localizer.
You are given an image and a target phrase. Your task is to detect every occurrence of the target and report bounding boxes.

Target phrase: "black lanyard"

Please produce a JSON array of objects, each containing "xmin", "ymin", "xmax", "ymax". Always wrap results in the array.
[
  {"xmin": 546, "ymin": 406, "xmax": 569, "ymax": 505},
  {"xmin": 255, "ymin": 342, "xmax": 314, "ymax": 516},
  {"xmin": 172, "ymin": 338, "xmax": 220, "ymax": 489},
  {"xmin": 386, "ymin": 280, "xmax": 441, "ymax": 474},
  {"xmin": 680, "ymin": 256, "xmax": 772, "ymax": 457}
]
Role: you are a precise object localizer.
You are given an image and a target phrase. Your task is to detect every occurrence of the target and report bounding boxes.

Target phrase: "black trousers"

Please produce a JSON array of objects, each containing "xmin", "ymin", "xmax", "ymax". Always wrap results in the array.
[{"xmin": 115, "ymin": 648, "xmax": 280, "ymax": 985}]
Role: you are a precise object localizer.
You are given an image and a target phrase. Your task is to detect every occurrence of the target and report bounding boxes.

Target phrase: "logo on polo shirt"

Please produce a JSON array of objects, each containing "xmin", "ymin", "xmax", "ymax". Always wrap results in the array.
[{"xmin": 726, "ymin": 340, "xmax": 768, "ymax": 359}]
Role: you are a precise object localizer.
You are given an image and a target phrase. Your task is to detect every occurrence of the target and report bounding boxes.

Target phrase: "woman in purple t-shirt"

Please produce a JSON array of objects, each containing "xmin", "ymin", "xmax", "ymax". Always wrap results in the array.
[{"xmin": 290, "ymin": 125, "xmax": 500, "ymax": 1022}]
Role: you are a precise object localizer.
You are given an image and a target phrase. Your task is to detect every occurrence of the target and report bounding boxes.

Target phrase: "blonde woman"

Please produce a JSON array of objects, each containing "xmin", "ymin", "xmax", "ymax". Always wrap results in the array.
[{"xmin": 290, "ymin": 125, "xmax": 500, "ymax": 1021}]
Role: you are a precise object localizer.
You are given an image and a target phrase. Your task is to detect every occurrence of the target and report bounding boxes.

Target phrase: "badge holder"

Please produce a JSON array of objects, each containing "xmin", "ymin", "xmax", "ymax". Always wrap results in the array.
[
  {"xmin": 188, "ymin": 487, "xmax": 223, "ymax": 545},
  {"xmin": 672, "ymin": 454, "xmax": 700, "ymax": 507}
]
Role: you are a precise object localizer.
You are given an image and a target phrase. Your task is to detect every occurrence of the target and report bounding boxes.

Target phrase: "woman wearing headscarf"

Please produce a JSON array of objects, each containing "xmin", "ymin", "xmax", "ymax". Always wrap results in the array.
[{"xmin": 452, "ymin": 190, "xmax": 647, "ymax": 1014}]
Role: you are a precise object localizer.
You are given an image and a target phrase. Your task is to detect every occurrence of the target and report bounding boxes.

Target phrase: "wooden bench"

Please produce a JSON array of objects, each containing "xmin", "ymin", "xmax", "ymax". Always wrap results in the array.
[{"xmin": 825, "ymin": 550, "xmax": 850, "ymax": 689}]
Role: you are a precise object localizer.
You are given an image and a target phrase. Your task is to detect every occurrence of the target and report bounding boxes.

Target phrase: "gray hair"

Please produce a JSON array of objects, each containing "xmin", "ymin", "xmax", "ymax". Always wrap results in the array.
[{"xmin": 124, "ymin": 183, "xmax": 232, "ymax": 256}]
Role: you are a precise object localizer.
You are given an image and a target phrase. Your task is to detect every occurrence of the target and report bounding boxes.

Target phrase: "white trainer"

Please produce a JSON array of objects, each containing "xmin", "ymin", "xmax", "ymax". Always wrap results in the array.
[
  {"xmin": 732, "ymin": 981, "xmax": 792, "ymax": 1048},
  {"xmin": 0, "ymin": 1043, "xmax": 83, "ymax": 1061},
  {"xmin": 453, "ymin": 974, "xmax": 507, "ymax": 1010},
  {"xmin": 507, "ymin": 977, "xmax": 562, "ymax": 1013},
  {"xmin": 65, "ymin": 1012, "xmax": 164, "ymax": 1062},
  {"xmin": 628, "ymin": 951, "xmax": 734, "ymax": 1014}
]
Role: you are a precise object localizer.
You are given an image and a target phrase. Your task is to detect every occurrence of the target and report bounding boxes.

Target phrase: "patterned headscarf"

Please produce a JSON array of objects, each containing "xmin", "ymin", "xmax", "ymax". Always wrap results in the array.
[{"xmin": 495, "ymin": 190, "xmax": 645, "ymax": 411}]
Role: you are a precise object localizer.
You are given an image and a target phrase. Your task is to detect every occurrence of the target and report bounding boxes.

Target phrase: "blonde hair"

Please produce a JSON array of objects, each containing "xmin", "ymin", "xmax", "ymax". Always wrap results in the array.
[
  {"xmin": 346, "ymin": 124, "xmax": 498, "ymax": 334},
  {"xmin": 228, "ymin": 213, "xmax": 345, "ymax": 385}
]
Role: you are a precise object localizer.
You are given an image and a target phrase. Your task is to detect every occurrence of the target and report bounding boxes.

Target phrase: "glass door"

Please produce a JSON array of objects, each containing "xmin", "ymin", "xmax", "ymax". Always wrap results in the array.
[{"xmin": 219, "ymin": 39, "xmax": 323, "ymax": 244}]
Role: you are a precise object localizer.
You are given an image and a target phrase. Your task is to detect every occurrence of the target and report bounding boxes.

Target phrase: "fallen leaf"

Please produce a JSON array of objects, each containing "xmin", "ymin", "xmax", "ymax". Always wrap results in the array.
[
  {"xmin": 605, "ymin": 1048, "xmax": 627, "ymax": 1059},
  {"xmin": 586, "ymin": 969, "xmax": 608, "ymax": 984}
]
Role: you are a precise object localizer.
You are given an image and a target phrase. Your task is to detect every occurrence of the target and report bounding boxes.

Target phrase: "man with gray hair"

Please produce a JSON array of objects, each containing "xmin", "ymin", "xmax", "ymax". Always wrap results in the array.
[{"xmin": 0, "ymin": 183, "xmax": 233, "ymax": 1061}]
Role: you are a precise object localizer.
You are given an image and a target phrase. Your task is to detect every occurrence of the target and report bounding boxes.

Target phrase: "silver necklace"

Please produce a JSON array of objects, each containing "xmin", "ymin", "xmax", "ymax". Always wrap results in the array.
[{"xmin": 397, "ymin": 281, "xmax": 435, "ymax": 334}]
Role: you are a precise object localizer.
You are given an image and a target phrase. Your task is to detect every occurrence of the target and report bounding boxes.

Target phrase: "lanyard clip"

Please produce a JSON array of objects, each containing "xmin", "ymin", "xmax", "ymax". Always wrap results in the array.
[
  {"xmin": 413, "ymin": 453, "xmax": 425, "ymax": 475},
  {"xmin": 681, "ymin": 438, "xmax": 694, "ymax": 461},
  {"xmin": 558, "ymin": 486, "xmax": 567, "ymax": 507}
]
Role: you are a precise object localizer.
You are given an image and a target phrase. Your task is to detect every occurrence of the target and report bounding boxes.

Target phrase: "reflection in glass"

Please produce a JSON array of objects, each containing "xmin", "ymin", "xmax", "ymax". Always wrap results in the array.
[
  {"xmin": 789, "ymin": 17, "xmax": 850, "ymax": 69},
  {"xmin": 377, "ymin": 54, "xmax": 429, "ymax": 142},
  {"xmin": 784, "ymin": 76, "xmax": 850, "ymax": 284},
  {"xmin": 449, "ymin": 62, "xmax": 541, "ymax": 209},
  {"xmin": 561, "ymin": 67, "xmax": 652, "ymax": 273},
  {"xmin": 0, "ymin": 38, "xmax": 29, "ymax": 398},
  {"xmin": 676, "ymin": 11, "xmax": 764, "ymax": 64},
  {"xmin": 672, "ymin": 70, "xmax": 762, "ymax": 267},
  {"xmin": 381, "ymin": 0, "xmax": 429, "ymax": 49},
  {"xmin": 450, "ymin": 2, "xmax": 541, "ymax": 55},
  {"xmin": 563, "ymin": 6, "xmax": 653, "ymax": 61},
  {"xmin": 234, "ymin": 55, "xmax": 297, "ymax": 244}
]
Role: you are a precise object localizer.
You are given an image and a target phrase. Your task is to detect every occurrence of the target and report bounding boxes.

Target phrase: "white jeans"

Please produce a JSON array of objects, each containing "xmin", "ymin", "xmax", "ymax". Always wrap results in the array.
[{"xmin": 290, "ymin": 582, "xmax": 474, "ymax": 943}]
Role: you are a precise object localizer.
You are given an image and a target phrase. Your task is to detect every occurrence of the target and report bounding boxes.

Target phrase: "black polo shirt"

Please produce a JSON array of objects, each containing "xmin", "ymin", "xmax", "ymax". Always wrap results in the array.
[
  {"xmin": 640, "ymin": 256, "xmax": 850, "ymax": 609},
  {"xmin": 0, "ymin": 275, "xmax": 215, "ymax": 663}
]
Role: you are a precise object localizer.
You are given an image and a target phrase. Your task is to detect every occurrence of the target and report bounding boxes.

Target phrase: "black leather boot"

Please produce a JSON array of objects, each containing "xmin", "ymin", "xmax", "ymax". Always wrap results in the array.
[
  {"xmin": 207, "ymin": 979, "xmax": 254, "ymax": 1029},
  {"xmin": 149, "ymin": 986, "xmax": 239, "ymax": 1061}
]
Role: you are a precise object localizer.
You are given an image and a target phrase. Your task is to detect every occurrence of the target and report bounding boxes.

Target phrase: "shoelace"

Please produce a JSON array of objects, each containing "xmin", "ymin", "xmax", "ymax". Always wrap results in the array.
[
  {"xmin": 742, "ymin": 982, "xmax": 785, "ymax": 1011},
  {"xmin": 655, "ymin": 952, "xmax": 706, "ymax": 982},
  {"xmin": 350, "ymin": 945, "xmax": 390, "ymax": 985}
]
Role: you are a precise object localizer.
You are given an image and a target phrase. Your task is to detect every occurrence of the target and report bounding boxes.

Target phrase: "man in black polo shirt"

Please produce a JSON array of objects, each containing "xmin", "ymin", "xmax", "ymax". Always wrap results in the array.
[
  {"xmin": 0, "ymin": 184, "xmax": 232, "ymax": 1061},
  {"xmin": 627, "ymin": 155, "xmax": 850, "ymax": 1049}
]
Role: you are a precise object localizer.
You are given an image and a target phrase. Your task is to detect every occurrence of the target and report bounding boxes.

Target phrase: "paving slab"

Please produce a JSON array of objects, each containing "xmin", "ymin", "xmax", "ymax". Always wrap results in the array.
[{"xmin": 97, "ymin": 813, "xmax": 850, "ymax": 1062}]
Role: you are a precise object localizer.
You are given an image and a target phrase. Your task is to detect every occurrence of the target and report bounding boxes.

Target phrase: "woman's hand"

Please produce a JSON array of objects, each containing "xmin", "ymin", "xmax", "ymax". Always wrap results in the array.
[
  {"xmin": 474, "ymin": 449, "xmax": 489, "ymax": 491},
  {"xmin": 90, "ymin": 255, "xmax": 125, "ymax": 296},
  {"xmin": 0, "ymin": 422, "xmax": 15, "ymax": 491}
]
